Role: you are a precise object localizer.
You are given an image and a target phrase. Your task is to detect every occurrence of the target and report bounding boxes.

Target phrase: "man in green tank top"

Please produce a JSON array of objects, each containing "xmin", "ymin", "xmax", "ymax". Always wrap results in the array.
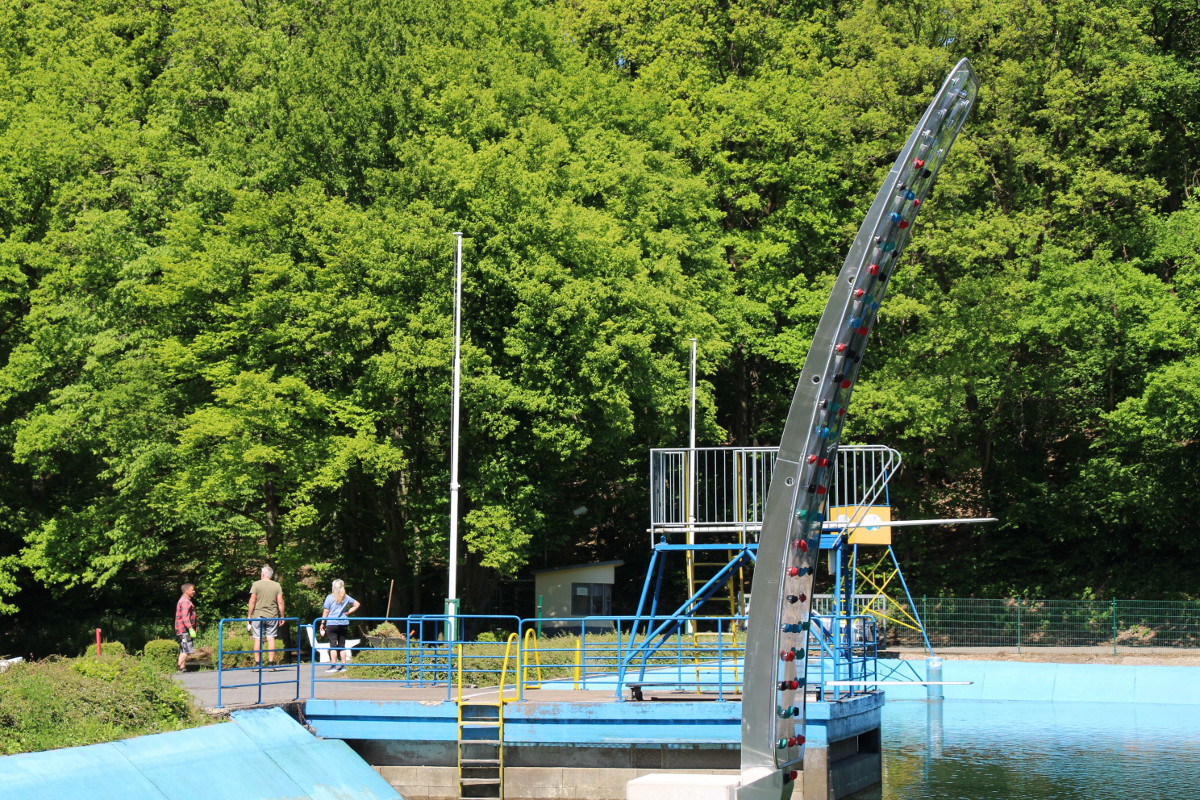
[{"xmin": 248, "ymin": 565, "xmax": 285, "ymax": 667}]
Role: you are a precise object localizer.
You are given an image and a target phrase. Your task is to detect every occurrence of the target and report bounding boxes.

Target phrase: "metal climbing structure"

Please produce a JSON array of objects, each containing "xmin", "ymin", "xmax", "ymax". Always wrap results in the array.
[
  {"xmin": 615, "ymin": 59, "xmax": 983, "ymax": 800},
  {"xmin": 736, "ymin": 59, "xmax": 979, "ymax": 800},
  {"xmin": 634, "ymin": 443, "xmax": 939, "ymax": 679}
]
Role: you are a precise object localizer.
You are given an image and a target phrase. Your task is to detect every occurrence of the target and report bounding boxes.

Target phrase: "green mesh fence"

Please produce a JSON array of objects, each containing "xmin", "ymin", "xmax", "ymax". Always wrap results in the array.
[{"xmin": 886, "ymin": 598, "xmax": 1200, "ymax": 651}]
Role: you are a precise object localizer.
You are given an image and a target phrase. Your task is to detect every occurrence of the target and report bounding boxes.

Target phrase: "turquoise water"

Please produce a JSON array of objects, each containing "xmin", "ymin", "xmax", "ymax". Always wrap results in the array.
[{"xmin": 851, "ymin": 700, "xmax": 1200, "ymax": 799}]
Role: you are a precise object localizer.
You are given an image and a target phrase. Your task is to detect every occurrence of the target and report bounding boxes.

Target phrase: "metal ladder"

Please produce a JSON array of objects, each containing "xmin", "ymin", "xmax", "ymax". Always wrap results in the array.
[{"xmin": 457, "ymin": 700, "xmax": 504, "ymax": 799}]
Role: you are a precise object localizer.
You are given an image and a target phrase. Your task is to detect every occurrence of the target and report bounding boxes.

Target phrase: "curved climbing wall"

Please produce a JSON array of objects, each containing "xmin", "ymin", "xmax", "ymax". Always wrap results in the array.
[{"xmin": 739, "ymin": 59, "xmax": 978, "ymax": 797}]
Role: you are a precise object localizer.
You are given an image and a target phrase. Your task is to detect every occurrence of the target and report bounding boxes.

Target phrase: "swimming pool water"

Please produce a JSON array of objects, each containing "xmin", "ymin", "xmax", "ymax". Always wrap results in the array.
[{"xmin": 849, "ymin": 700, "xmax": 1200, "ymax": 800}]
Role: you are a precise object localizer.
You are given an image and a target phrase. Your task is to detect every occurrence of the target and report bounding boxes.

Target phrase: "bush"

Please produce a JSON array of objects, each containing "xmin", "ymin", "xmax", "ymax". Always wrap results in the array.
[
  {"xmin": 219, "ymin": 635, "xmax": 259, "ymax": 668},
  {"xmin": 367, "ymin": 621, "xmax": 403, "ymax": 638},
  {"xmin": 348, "ymin": 647, "xmax": 435, "ymax": 680},
  {"xmin": 81, "ymin": 640, "xmax": 127, "ymax": 658},
  {"xmin": 142, "ymin": 639, "xmax": 180, "ymax": 672},
  {"xmin": 0, "ymin": 653, "xmax": 210, "ymax": 755}
]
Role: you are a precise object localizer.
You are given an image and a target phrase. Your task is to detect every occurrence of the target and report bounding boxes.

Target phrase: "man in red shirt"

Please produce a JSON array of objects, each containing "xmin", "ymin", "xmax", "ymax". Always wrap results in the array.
[{"xmin": 175, "ymin": 583, "xmax": 198, "ymax": 672}]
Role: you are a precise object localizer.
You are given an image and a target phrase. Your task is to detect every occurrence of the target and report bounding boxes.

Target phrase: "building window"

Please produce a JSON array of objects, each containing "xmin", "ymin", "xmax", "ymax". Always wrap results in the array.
[{"xmin": 571, "ymin": 583, "xmax": 612, "ymax": 617}]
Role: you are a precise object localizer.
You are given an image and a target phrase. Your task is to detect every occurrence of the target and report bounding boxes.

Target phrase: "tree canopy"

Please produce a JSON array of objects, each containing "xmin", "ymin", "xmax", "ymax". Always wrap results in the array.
[{"xmin": 0, "ymin": 0, "xmax": 1197, "ymax": 653}]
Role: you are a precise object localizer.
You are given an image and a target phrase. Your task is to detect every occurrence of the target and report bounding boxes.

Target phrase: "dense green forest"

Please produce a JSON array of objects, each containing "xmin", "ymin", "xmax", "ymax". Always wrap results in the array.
[{"xmin": 0, "ymin": 0, "xmax": 1197, "ymax": 656}]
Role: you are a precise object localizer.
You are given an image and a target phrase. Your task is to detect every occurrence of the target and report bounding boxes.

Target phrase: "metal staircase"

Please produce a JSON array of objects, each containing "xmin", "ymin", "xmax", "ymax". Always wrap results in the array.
[{"xmin": 457, "ymin": 700, "xmax": 504, "ymax": 799}]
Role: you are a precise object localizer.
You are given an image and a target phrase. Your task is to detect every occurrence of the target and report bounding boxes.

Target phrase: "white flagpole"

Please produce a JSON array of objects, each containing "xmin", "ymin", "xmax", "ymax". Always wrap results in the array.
[{"xmin": 448, "ymin": 233, "xmax": 463, "ymax": 628}]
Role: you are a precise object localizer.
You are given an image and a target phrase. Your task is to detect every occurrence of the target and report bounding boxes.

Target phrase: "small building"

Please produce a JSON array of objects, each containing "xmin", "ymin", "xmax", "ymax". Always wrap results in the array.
[{"xmin": 532, "ymin": 560, "xmax": 623, "ymax": 634}]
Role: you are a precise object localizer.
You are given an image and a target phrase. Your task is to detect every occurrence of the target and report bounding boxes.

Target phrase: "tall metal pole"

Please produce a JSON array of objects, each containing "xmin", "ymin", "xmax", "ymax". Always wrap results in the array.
[
  {"xmin": 448, "ymin": 233, "xmax": 464, "ymax": 621},
  {"xmin": 686, "ymin": 338, "xmax": 697, "ymax": 630}
]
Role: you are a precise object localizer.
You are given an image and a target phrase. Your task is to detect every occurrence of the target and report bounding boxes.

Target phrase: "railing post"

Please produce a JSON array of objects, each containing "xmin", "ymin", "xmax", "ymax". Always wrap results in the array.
[
  {"xmin": 922, "ymin": 595, "xmax": 927, "ymax": 644},
  {"xmin": 216, "ymin": 619, "xmax": 225, "ymax": 710},
  {"xmin": 1017, "ymin": 598, "xmax": 1022, "ymax": 654},
  {"xmin": 1112, "ymin": 598, "xmax": 1118, "ymax": 656}
]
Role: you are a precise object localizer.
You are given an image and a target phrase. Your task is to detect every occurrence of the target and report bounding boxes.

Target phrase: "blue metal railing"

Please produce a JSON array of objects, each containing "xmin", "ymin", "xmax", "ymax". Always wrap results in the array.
[
  {"xmin": 807, "ymin": 613, "xmax": 877, "ymax": 699},
  {"xmin": 308, "ymin": 615, "xmax": 522, "ymax": 700},
  {"xmin": 213, "ymin": 611, "xmax": 879, "ymax": 706},
  {"xmin": 216, "ymin": 617, "xmax": 301, "ymax": 709}
]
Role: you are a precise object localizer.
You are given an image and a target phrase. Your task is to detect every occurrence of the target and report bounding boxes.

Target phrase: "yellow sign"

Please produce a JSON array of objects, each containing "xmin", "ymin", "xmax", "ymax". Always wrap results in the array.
[{"xmin": 828, "ymin": 505, "xmax": 892, "ymax": 545}]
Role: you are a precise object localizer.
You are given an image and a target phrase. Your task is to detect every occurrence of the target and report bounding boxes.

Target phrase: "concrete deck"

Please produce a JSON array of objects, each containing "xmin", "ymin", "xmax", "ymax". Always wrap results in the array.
[{"xmin": 174, "ymin": 664, "xmax": 625, "ymax": 711}]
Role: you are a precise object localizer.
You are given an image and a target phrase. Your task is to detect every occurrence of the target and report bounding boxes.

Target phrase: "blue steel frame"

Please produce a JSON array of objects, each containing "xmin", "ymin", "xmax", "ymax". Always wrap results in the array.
[
  {"xmin": 213, "ymin": 612, "xmax": 878, "ymax": 707},
  {"xmin": 215, "ymin": 617, "xmax": 300, "ymax": 709},
  {"xmin": 308, "ymin": 615, "xmax": 521, "ymax": 701}
]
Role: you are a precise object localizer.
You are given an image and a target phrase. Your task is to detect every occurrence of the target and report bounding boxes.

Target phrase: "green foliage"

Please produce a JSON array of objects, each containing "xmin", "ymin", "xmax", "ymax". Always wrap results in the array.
[
  {"xmin": 0, "ymin": 0, "xmax": 1198, "ymax": 641},
  {"xmin": 0, "ymin": 653, "xmax": 210, "ymax": 755},
  {"xmin": 142, "ymin": 639, "xmax": 181, "ymax": 673},
  {"xmin": 83, "ymin": 641, "xmax": 128, "ymax": 658},
  {"xmin": 219, "ymin": 635, "xmax": 260, "ymax": 669},
  {"xmin": 366, "ymin": 621, "xmax": 404, "ymax": 639}
]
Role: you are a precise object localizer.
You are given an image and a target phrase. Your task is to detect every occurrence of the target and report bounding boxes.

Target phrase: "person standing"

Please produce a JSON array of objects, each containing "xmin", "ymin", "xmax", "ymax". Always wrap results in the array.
[
  {"xmin": 248, "ymin": 566, "xmax": 285, "ymax": 668},
  {"xmin": 175, "ymin": 583, "xmax": 198, "ymax": 673},
  {"xmin": 320, "ymin": 579, "xmax": 361, "ymax": 673}
]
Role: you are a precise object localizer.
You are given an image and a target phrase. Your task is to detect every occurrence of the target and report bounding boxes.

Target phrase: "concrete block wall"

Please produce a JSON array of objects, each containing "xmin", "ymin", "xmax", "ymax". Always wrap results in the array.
[
  {"xmin": 375, "ymin": 766, "xmax": 457, "ymax": 800},
  {"xmin": 375, "ymin": 766, "xmax": 741, "ymax": 800}
]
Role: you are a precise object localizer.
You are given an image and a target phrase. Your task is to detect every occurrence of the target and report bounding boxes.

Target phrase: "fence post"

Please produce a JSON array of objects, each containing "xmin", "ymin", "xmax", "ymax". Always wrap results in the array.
[
  {"xmin": 1016, "ymin": 599, "xmax": 1021, "ymax": 654},
  {"xmin": 1112, "ymin": 598, "xmax": 1118, "ymax": 656}
]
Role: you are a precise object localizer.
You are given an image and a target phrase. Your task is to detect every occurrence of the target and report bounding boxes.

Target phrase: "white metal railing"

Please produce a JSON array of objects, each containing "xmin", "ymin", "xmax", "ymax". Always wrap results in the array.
[{"xmin": 649, "ymin": 444, "xmax": 901, "ymax": 543}]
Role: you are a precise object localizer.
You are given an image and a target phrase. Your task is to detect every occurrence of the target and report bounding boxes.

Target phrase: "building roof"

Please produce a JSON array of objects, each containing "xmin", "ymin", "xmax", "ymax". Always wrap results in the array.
[{"xmin": 531, "ymin": 559, "xmax": 624, "ymax": 575}]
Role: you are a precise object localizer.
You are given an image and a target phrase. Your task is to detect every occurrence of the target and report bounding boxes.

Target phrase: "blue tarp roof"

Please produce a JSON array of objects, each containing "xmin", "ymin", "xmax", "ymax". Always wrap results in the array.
[{"xmin": 0, "ymin": 706, "xmax": 403, "ymax": 800}]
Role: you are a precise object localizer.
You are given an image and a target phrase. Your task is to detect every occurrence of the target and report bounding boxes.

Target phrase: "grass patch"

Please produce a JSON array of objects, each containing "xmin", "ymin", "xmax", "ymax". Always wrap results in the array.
[{"xmin": 0, "ymin": 652, "xmax": 211, "ymax": 755}]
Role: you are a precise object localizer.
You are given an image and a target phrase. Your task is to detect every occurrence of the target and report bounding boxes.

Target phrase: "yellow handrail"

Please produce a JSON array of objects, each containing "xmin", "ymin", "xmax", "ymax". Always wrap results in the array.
[
  {"xmin": 498, "ymin": 633, "xmax": 520, "ymax": 702},
  {"xmin": 455, "ymin": 643, "xmax": 464, "ymax": 703},
  {"xmin": 731, "ymin": 625, "xmax": 740, "ymax": 683},
  {"xmin": 521, "ymin": 628, "xmax": 542, "ymax": 688},
  {"xmin": 572, "ymin": 635, "xmax": 582, "ymax": 690},
  {"xmin": 692, "ymin": 629, "xmax": 703, "ymax": 693}
]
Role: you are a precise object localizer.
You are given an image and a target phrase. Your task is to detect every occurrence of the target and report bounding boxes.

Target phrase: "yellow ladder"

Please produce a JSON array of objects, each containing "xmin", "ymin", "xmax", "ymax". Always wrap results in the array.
[{"xmin": 457, "ymin": 699, "xmax": 503, "ymax": 799}]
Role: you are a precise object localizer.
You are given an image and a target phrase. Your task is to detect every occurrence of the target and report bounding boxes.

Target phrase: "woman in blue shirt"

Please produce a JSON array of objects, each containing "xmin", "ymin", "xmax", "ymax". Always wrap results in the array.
[{"xmin": 320, "ymin": 579, "xmax": 361, "ymax": 673}]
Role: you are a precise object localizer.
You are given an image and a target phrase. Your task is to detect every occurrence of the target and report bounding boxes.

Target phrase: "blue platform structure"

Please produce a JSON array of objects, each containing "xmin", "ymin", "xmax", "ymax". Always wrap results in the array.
[{"xmin": 637, "ymin": 443, "xmax": 928, "ymax": 692}]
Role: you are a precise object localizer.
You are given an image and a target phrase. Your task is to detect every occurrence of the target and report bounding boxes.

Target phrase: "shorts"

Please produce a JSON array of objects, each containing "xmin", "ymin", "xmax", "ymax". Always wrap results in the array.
[
  {"xmin": 325, "ymin": 624, "xmax": 349, "ymax": 650},
  {"xmin": 251, "ymin": 619, "xmax": 279, "ymax": 639},
  {"xmin": 177, "ymin": 633, "xmax": 195, "ymax": 655}
]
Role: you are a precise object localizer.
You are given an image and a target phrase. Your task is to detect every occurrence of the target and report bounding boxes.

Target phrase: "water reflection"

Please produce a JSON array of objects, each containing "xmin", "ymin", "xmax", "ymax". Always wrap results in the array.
[{"xmin": 850, "ymin": 700, "xmax": 1200, "ymax": 800}]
